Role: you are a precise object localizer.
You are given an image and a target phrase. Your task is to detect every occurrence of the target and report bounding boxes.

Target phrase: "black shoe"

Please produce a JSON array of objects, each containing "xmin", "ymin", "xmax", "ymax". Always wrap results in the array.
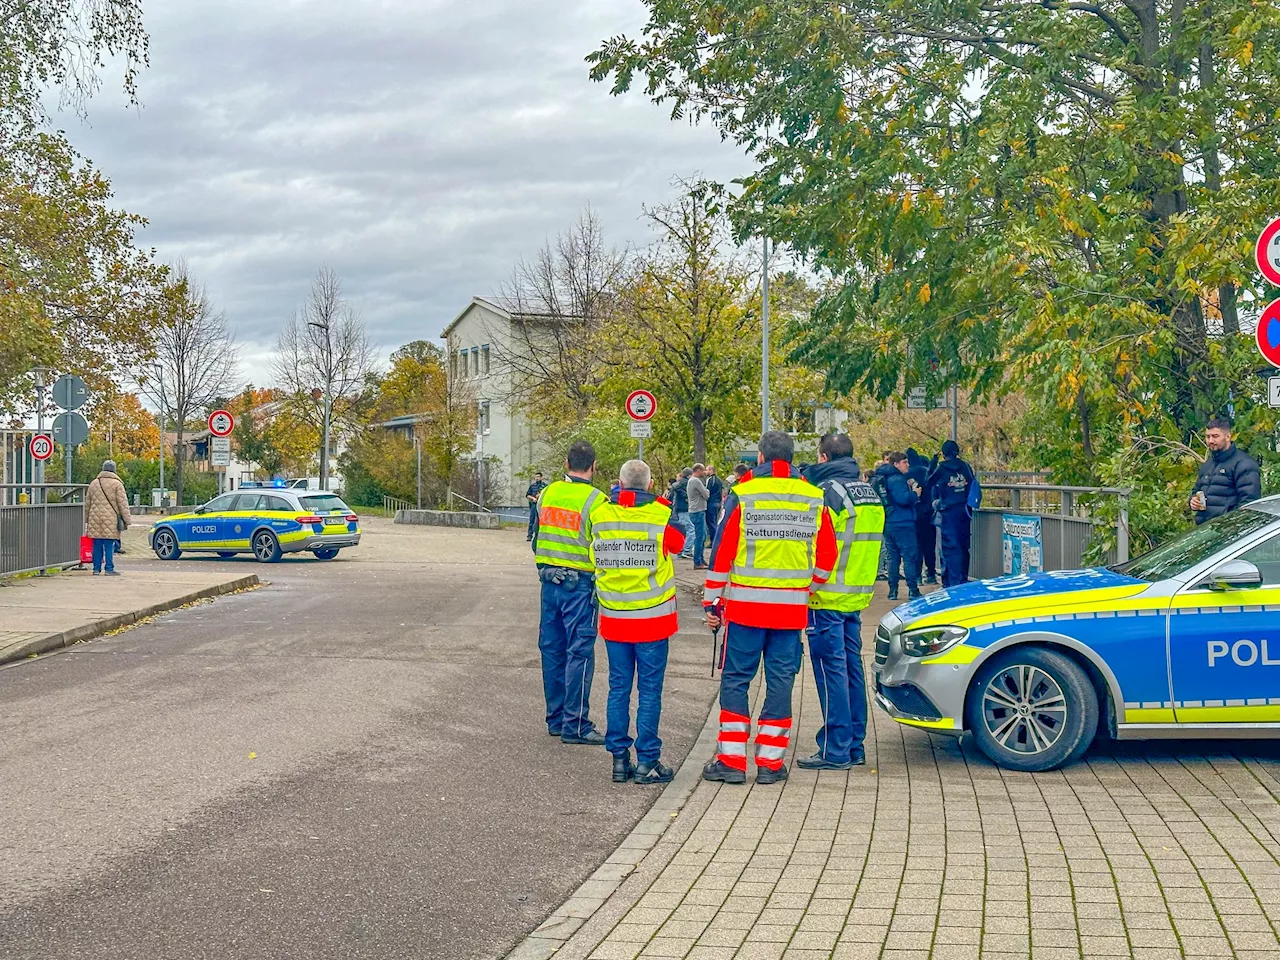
[
  {"xmin": 887, "ymin": 590, "xmax": 899, "ymax": 601},
  {"xmin": 613, "ymin": 752, "xmax": 635, "ymax": 783},
  {"xmin": 548, "ymin": 728, "xmax": 562, "ymax": 737},
  {"xmin": 702, "ymin": 759, "xmax": 746, "ymax": 784},
  {"xmin": 850, "ymin": 748, "xmax": 867, "ymax": 766},
  {"xmin": 796, "ymin": 752, "xmax": 853, "ymax": 771},
  {"xmin": 908, "ymin": 590, "xmax": 923, "ymax": 600},
  {"xmin": 561, "ymin": 730, "xmax": 605, "ymax": 746},
  {"xmin": 635, "ymin": 760, "xmax": 673, "ymax": 784},
  {"xmin": 756, "ymin": 763, "xmax": 789, "ymax": 785},
  {"xmin": 924, "ymin": 575, "xmax": 938, "ymax": 585}
]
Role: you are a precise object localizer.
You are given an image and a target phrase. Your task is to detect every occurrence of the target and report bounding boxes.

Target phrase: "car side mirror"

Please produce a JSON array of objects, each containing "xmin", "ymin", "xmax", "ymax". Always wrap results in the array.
[
  {"xmin": 1203, "ymin": 559, "xmax": 1263, "ymax": 591},
  {"xmin": 194, "ymin": 506, "xmax": 206, "ymax": 515}
]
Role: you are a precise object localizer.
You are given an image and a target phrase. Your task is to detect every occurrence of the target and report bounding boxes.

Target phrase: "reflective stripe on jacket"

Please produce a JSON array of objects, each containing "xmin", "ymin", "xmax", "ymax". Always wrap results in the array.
[
  {"xmin": 809, "ymin": 478, "xmax": 884, "ymax": 613},
  {"xmin": 590, "ymin": 494, "xmax": 682, "ymax": 642},
  {"xmin": 534, "ymin": 480, "xmax": 604, "ymax": 572}
]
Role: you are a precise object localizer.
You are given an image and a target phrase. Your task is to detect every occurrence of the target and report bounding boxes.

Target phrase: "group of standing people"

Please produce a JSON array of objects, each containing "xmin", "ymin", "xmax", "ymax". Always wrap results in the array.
[{"xmin": 664, "ymin": 464, "xmax": 725, "ymax": 568}]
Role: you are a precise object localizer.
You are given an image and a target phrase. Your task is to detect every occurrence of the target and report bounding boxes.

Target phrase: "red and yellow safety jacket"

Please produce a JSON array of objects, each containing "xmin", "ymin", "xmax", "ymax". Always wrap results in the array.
[
  {"xmin": 589, "ymin": 489, "xmax": 687, "ymax": 642},
  {"xmin": 703, "ymin": 461, "xmax": 837, "ymax": 629}
]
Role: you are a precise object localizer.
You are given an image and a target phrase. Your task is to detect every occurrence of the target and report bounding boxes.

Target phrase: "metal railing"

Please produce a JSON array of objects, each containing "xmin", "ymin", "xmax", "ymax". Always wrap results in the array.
[
  {"xmin": 969, "ymin": 483, "xmax": 1131, "ymax": 579},
  {"xmin": 0, "ymin": 484, "xmax": 87, "ymax": 577},
  {"xmin": 382, "ymin": 495, "xmax": 413, "ymax": 516},
  {"xmin": 447, "ymin": 491, "xmax": 491, "ymax": 513}
]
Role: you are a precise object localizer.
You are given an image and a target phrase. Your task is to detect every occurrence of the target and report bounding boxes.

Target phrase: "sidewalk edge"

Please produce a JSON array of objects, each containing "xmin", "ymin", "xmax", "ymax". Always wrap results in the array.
[
  {"xmin": 505, "ymin": 675, "xmax": 721, "ymax": 960},
  {"xmin": 0, "ymin": 574, "xmax": 261, "ymax": 666}
]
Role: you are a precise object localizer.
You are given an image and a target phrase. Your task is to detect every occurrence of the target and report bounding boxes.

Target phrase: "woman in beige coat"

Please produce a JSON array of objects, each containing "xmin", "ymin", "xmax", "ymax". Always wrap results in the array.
[{"xmin": 85, "ymin": 460, "xmax": 132, "ymax": 575}]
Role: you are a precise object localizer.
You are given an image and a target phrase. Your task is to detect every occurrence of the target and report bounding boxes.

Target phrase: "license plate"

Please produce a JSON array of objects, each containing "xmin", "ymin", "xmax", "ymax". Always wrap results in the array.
[{"xmin": 325, "ymin": 517, "xmax": 348, "ymax": 527}]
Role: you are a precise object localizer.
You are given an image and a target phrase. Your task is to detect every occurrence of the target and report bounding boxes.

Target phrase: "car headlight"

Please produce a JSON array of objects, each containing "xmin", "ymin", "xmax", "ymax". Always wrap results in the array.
[{"xmin": 899, "ymin": 625, "xmax": 969, "ymax": 659}]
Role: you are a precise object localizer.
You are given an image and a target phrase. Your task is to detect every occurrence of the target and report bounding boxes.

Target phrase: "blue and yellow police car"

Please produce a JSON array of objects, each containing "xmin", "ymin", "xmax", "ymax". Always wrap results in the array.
[
  {"xmin": 875, "ymin": 497, "xmax": 1280, "ymax": 771},
  {"xmin": 149, "ymin": 483, "xmax": 361, "ymax": 563}
]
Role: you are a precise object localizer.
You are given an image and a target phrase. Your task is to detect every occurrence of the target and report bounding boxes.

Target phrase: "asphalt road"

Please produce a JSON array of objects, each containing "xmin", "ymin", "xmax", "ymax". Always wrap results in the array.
[{"xmin": 0, "ymin": 519, "xmax": 719, "ymax": 960}]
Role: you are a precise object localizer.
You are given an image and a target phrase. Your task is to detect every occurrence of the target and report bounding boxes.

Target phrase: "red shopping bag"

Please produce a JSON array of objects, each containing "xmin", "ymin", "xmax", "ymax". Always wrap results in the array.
[{"xmin": 80, "ymin": 536, "xmax": 93, "ymax": 564}]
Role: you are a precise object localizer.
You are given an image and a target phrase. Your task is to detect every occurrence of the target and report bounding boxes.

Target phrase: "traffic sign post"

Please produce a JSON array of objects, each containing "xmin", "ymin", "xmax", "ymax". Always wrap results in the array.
[
  {"xmin": 1256, "ymin": 298, "xmax": 1280, "ymax": 369},
  {"xmin": 626, "ymin": 390, "xmax": 657, "ymax": 458},
  {"xmin": 208, "ymin": 409, "xmax": 235, "ymax": 437},
  {"xmin": 29, "ymin": 434, "xmax": 53, "ymax": 462},
  {"xmin": 51, "ymin": 411, "xmax": 89, "ymax": 484}
]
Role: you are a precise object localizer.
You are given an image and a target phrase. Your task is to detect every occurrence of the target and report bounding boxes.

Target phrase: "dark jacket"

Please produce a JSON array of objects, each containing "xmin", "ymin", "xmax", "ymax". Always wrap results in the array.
[
  {"xmin": 874, "ymin": 462, "xmax": 918, "ymax": 527},
  {"xmin": 707, "ymin": 474, "xmax": 724, "ymax": 507},
  {"xmin": 803, "ymin": 456, "xmax": 876, "ymax": 516},
  {"xmin": 671, "ymin": 478, "xmax": 690, "ymax": 513},
  {"xmin": 926, "ymin": 457, "xmax": 976, "ymax": 513},
  {"xmin": 1191, "ymin": 443, "xmax": 1261, "ymax": 524},
  {"xmin": 906, "ymin": 449, "xmax": 931, "ymax": 522}
]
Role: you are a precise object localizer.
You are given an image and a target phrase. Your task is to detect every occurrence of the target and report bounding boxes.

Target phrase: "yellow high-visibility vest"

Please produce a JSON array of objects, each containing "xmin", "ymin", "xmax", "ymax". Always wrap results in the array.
[
  {"xmin": 725, "ymin": 472, "xmax": 825, "ymax": 604},
  {"xmin": 589, "ymin": 498, "xmax": 676, "ymax": 616},
  {"xmin": 809, "ymin": 478, "xmax": 885, "ymax": 612},
  {"xmin": 535, "ymin": 480, "xmax": 604, "ymax": 572}
]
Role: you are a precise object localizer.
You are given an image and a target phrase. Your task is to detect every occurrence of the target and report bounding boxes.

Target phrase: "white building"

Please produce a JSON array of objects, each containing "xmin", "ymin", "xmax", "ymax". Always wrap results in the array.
[{"xmin": 441, "ymin": 296, "xmax": 547, "ymax": 504}]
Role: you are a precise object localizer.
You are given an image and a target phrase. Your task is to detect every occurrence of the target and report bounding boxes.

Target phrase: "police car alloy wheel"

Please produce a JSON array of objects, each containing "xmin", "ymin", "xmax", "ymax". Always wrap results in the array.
[
  {"xmin": 253, "ymin": 530, "xmax": 283, "ymax": 563},
  {"xmin": 313, "ymin": 548, "xmax": 339, "ymax": 560},
  {"xmin": 153, "ymin": 528, "xmax": 181, "ymax": 561},
  {"xmin": 966, "ymin": 647, "xmax": 1098, "ymax": 772}
]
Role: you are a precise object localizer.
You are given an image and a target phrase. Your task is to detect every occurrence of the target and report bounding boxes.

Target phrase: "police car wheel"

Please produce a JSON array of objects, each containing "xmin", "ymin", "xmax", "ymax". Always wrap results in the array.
[
  {"xmin": 313, "ymin": 548, "xmax": 339, "ymax": 560},
  {"xmin": 252, "ymin": 530, "xmax": 283, "ymax": 563},
  {"xmin": 967, "ymin": 647, "xmax": 1098, "ymax": 773},
  {"xmin": 153, "ymin": 528, "xmax": 181, "ymax": 561}
]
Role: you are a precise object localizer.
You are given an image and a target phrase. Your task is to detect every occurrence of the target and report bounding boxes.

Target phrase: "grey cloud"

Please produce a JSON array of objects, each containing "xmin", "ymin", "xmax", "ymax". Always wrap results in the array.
[{"xmin": 65, "ymin": 0, "xmax": 746, "ymax": 372}]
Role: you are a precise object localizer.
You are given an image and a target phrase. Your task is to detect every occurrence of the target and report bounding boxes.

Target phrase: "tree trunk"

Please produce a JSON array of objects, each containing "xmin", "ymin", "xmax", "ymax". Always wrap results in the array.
[
  {"xmin": 1076, "ymin": 387, "xmax": 1093, "ymax": 463},
  {"xmin": 691, "ymin": 410, "xmax": 708, "ymax": 464},
  {"xmin": 175, "ymin": 425, "xmax": 186, "ymax": 506}
]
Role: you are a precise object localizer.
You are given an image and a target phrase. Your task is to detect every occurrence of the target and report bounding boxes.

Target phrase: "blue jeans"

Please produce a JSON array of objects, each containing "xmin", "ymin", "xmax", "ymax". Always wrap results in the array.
[
  {"xmin": 807, "ymin": 609, "xmax": 866, "ymax": 761},
  {"xmin": 605, "ymin": 639, "xmax": 669, "ymax": 764},
  {"xmin": 91, "ymin": 538, "xmax": 116, "ymax": 574},
  {"xmin": 884, "ymin": 523, "xmax": 920, "ymax": 594},
  {"xmin": 527, "ymin": 505, "xmax": 538, "ymax": 540},
  {"xmin": 537, "ymin": 569, "xmax": 599, "ymax": 738},
  {"xmin": 690, "ymin": 511, "xmax": 707, "ymax": 564},
  {"xmin": 719, "ymin": 623, "xmax": 802, "ymax": 723},
  {"xmin": 676, "ymin": 512, "xmax": 694, "ymax": 558},
  {"xmin": 939, "ymin": 508, "xmax": 972, "ymax": 587}
]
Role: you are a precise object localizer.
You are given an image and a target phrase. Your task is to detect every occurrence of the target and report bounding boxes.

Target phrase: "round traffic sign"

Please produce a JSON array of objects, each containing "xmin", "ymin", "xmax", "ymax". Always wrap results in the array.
[
  {"xmin": 51, "ymin": 411, "xmax": 89, "ymax": 447},
  {"xmin": 52, "ymin": 374, "xmax": 89, "ymax": 411},
  {"xmin": 1258, "ymin": 217, "xmax": 1280, "ymax": 287},
  {"xmin": 1257, "ymin": 298, "xmax": 1280, "ymax": 368},
  {"xmin": 626, "ymin": 390, "xmax": 657, "ymax": 422},
  {"xmin": 29, "ymin": 434, "xmax": 53, "ymax": 461},
  {"xmin": 208, "ymin": 409, "xmax": 236, "ymax": 437}
]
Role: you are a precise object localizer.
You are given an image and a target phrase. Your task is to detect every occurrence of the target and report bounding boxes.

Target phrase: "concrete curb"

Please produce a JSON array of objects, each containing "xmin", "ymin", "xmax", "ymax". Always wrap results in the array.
[
  {"xmin": 505, "ymin": 693, "xmax": 721, "ymax": 960},
  {"xmin": 0, "ymin": 574, "xmax": 261, "ymax": 666}
]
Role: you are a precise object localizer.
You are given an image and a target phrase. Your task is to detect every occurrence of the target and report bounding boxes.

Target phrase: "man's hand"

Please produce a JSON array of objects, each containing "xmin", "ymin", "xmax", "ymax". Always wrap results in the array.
[
  {"xmin": 1191, "ymin": 491, "xmax": 1206, "ymax": 511},
  {"xmin": 704, "ymin": 606, "xmax": 722, "ymax": 630}
]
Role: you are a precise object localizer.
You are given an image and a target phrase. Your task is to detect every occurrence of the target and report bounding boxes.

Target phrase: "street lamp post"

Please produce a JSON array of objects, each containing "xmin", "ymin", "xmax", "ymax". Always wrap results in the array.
[
  {"xmin": 413, "ymin": 433, "xmax": 422, "ymax": 510},
  {"xmin": 761, "ymin": 238, "xmax": 771, "ymax": 434},
  {"xmin": 308, "ymin": 320, "xmax": 333, "ymax": 490}
]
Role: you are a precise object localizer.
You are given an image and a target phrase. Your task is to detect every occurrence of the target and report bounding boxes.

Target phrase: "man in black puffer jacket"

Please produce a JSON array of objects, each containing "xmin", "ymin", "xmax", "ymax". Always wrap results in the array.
[{"xmin": 1190, "ymin": 417, "xmax": 1261, "ymax": 524}]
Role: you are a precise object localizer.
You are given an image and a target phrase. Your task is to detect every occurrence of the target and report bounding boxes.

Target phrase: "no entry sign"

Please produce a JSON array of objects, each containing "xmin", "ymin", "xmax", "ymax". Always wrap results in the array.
[
  {"xmin": 1257, "ymin": 298, "xmax": 1280, "ymax": 368},
  {"xmin": 208, "ymin": 409, "xmax": 236, "ymax": 437},
  {"xmin": 625, "ymin": 390, "xmax": 657, "ymax": 422},
  {"xmin": 29, "ymin": 434, "xmax": 53, "ymax": 461},
  {"xmin": 1258, "ymin": 217, "xmax": 1280, "ymax": 287}
]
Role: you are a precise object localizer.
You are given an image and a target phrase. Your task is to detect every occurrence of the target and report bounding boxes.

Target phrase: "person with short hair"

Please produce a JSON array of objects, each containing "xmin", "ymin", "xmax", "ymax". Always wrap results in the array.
[
  {"xmin": 85, "ymin": 459, "xmax": 131, "ymax": 576},
  {"xmin": 731, "ymin": 463, "xmax": 750, "ymax": 483},
  {"xmin": 876, "ymin": 452, "xmax": 922, "ymax": 601},
  {"xmin": 925, "ymin": 440, "xmax": 978, "ymax": 587},
  {"xmin": 687, "ymin": 463, "xmax": 711, "ymax": 568},
  {"xmin": 705, "ymin": 463, "xmax": 724, "ymax": 536},
  {"xmin": 532, "ymin": 441, "xmax": 606, "ymax": 744},
  {"xmin": 525, "ymin": 471, "xmax": 547, "ymax": 541},
  {"xmin": 672, "ymin": 466, "xmax": 695, "ymax": 559},
  {"xmin": 590, "ymin": 459, "xmax": 687, "ymax": 785},
  {"xmin": 1190, "ymin": 417, "xmax": 1261, "ymax": 524},
  {"xmin": 701, "ymin": 431, "xmax": 838, "ymax": 786}
]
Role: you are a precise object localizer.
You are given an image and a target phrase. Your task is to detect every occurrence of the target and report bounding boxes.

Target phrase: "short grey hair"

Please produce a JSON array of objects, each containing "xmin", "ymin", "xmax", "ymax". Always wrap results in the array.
[
  {"xmin": 758, "ymin": 431, "xmax": 795, "ymax": 464},
  {"xmin": 681, "ymin": 466, "xmax": 693, "ymax": 478},
  {"xmin": 102, "ymin": 459, "xmax": 117, "ymax": 473},
  {"xmin": 619, "ymin": 459, "xmax": 651, "ymax": 490}
]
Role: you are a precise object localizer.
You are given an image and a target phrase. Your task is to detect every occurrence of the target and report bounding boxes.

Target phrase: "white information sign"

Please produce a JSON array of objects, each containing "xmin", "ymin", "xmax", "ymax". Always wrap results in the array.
[
  {"xmin": 629, "ymin": 420, "xmax": 652, "ymax": 439},
  {"xmin": 1269, "ymin": 377, "xmax": 1280, "ymax": 408}
]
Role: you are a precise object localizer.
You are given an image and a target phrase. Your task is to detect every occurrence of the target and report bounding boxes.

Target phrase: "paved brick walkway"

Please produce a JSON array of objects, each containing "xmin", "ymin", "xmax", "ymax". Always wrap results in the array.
[{"xmin": 538, "ymin": 593, "xmax": 1280, "ymax": 960}]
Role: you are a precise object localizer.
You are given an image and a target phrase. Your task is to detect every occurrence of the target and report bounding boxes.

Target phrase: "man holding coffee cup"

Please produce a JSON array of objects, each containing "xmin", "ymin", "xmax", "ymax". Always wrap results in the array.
[{"xmin": 1189, "ymin": 417, "xmax": 1261, "ymax": 525}]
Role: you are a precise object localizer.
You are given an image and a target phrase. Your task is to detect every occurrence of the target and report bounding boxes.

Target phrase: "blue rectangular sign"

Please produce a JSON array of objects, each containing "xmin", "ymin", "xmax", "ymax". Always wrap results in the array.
[{"xmin": 1002, "ymin": 514, "xmax": 1043, "ymax": 576}]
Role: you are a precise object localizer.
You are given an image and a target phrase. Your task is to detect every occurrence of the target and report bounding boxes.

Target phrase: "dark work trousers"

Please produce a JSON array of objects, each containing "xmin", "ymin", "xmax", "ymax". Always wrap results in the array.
[
  {"xmin": 939, "ymin": 507, "xmax": 972, "ymax": 587},
  {"xmin": 915, "ymin": 514, "xmax": 937, "ymax": 580},
  {"xmin": 806, "ymin": 609, "xmax": 866, "ymax": 763},
  {"xmin": 527, "ymin": 504, "xmax": 538, "ymax": 540},
  {"xmin": 718, "ymin": 623, "xmax": 802, "ymax": 770},
  {"xmin": 605, "ymin": 638, "xmax": 670, "ymax": 765},
  {"xmin": 537, "ymin": 568, "xmax": 599, "ymax": 738},
  {"xmin": 884, "ymin": 523, "xmax": 920, "ymax": 596}
]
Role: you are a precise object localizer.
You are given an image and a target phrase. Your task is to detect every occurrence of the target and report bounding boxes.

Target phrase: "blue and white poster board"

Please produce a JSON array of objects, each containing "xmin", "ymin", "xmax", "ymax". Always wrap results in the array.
[{"xmin": 1002, "ymin": 514, "xmax": 1043, "ymax": 576}]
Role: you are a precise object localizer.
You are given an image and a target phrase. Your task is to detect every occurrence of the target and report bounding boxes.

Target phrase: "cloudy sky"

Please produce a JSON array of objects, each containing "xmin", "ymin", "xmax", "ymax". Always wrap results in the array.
[{"xmin": 68, "ymin": 0, "xmax": 749, "ymax": 374}]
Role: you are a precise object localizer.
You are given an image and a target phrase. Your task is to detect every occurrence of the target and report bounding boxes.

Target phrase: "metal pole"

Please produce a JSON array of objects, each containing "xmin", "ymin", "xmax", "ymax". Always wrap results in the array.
[
  {"xmin": 950, "ymin": 384, "xmax": 959, "ymax": 443},
  {"xmin": 477, "ymin": 427, "xmax": 485, "ymax": 511},
  {"xmin": 761, "ymin": 238, "xmax": 771, "ymax": 433},
  {"xmin": 158, "ymin": 408, "xmax": 165, "ymax": 507},
  {"xmin": 321, "ymin": 395, "xmax": 331, "ymax": 489},
  {"xmin": 415, "ymin": 436, "xmax": 422, "ymax": 510},
  {"xmin": 65, "ymin": 442, "xmax": 72, "ymax": 485},
  {"xmin": 1117, "ymin": 493, "xmax": 1130, "ymax": 563},
  {"xmin": 638, "ymin": 437, "xmax": 644, "ymax": 461},
  {"xmin": 321, "ymin": 325, "xmax": 333, "ymax": 490},
  {"xmin": 34, "ymin": 369, "xmax": 47, "ymax": 502}
]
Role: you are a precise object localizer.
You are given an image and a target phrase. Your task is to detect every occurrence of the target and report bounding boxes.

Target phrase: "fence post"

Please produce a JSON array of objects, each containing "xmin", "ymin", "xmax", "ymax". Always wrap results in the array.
[
  {"xmin": 41, "ymin": 497, "xmax": 49, "ymax": 575},
  {"xmin": 1011, "ymin": 488, "xmax": 1021, "ymax": 512},
  {"xmin": 1117, "ymin": 492, "xmax": 1130, "ymax": 563},
  {"xmin": 1061, "ymin": 492, "xmax": 1073, "ymax": 517}
]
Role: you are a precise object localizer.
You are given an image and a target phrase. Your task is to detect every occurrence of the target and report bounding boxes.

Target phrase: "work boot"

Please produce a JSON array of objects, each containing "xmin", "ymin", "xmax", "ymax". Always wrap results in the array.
[
  {"xmin": 756, "ymin": 763, "xmax": 789, "ymax": 785},
  {"xmin": 561, "ymin": 729, "xmax": 606, "ymax": 746},
  {"xmin": 924, "ymin": 575, "xmax": 938, "ymax": 585},
  {"xmin": 635, "ymin": 760, "xmax": 674, "ymax": 785},
  {"xmin": 908, "ymin": 589, "xmax": 923, "ymax": 600},
  {"xmin": 886, "ymin": 588, "xmax": 899, "ymax": 601},
  {"xmin": 850, "ymin": 747, "xmax": 867, "ymax": 766},
  {"xmin": 796, "ymin": 752, "xmax": 853, "ymax": 771},
  {"xmin": 612, "ymin": 752, "xmax": 635, "ymax": 783},
  {"xmin": 702, "ymin": 758, "xmax": 746, "ymax": 784}
]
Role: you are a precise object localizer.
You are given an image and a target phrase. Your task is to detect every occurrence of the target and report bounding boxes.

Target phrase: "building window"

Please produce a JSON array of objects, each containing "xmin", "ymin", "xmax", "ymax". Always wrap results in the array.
[
  {"xmin": 479, "ymin": 401, "xmax": 491, "ymax": 434},
  {"xmin": 471, "ymin": 348, "xmax": 480, "ymax": 378},
  {"xmin": 481, "ymin": 344, "xmax": 490, "ymax": 375},
  {"xmin": 450, "ymin": 349, "xmax": 458, "ymax": 381}
]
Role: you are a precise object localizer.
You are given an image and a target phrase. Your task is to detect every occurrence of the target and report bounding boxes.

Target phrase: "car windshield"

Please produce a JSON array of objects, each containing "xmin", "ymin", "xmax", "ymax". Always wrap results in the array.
[
  {"xmin": 1110, "ymin": 508, "xmax": 1277, "ymax": 582},
  {"xmin": 300, "ymin": 494, "xmax": 349, "ymax": 513}
]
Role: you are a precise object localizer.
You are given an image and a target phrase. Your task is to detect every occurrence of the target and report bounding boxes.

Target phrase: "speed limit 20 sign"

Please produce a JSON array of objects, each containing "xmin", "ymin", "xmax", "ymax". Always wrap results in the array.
[
  {"xmin": 208, "ymin": 409, "xmax": 236, "ymax": 437},
  {"xmin": 29, "ymin": 434, "xmax": 53, "ymax": 461},
  {"xmin": 625, "ymin": 390, "xmax": 657, "ymax": 422}
]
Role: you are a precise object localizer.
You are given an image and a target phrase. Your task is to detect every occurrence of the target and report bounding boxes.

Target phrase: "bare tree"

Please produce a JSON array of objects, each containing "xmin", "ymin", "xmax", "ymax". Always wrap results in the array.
[
  {"xmin": 489, "ymin": 206, "xmax": 625, "ymax": 427},
  {"xmin": 137, "ymin": 265, "xmax": 239, "ymax": 506},
  {"xmin": 272, "ymin": 267, "xmax": 377, "ymax": 486}
]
